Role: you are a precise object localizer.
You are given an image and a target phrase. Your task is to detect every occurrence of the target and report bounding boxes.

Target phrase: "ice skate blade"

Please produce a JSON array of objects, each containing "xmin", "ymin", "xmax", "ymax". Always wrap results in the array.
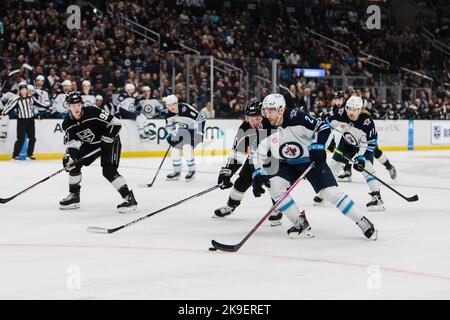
[
  {"xmin": 288, "ymin": 230, "xmax": 315, "ymax": 239},
  {"xmin": 367, "ymin": 205, "xmax": 385, "ymax": 212},
  {"xmin": 166, "ymin": 177, "xmax": 180, "ymax": 181},
  {"xmin": 118, "ymin": 205, "xmax": 138, "ymax": 214},
  {"xmin": 337, "ymin": 177, "xmax": 351, "ymax": 182},
  {"xmin": 59, "ymin": 203, "xmax": 80, "ymax": 210}
]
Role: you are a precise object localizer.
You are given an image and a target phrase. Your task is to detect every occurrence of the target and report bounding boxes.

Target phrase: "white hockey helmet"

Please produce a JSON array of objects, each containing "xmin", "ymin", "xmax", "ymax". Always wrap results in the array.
[
  {"xmin": 95, "ymin": 95, "xmax": 103, "ymax": 101},
  {"xmin": 164, "ymin": 94, "xmax": 178, "ymax": 105},
  {"xmin": 142, "ymin": 86, "xmax": 151, "ymax": 92},
  {"xmin": 82, "ymin": 80, "xmax": 91, "ymax": 87},
  {"xmin": 345, "ymin": 96, "xmax": 363, "ymax": 110},
  {"xmin": 125, "ymin": 83, "xmax": 136, "ymax": 93},
  {"xmin": 27, "ymin": 84, "xmax": 35, "ymax": 92},
  {"xmin": 262, "ymin": 93, "xmax": 286, "ymax": 112},
  {"xmin": 36, "ymin": 75, "xmax": 45, "ymax": 82}
]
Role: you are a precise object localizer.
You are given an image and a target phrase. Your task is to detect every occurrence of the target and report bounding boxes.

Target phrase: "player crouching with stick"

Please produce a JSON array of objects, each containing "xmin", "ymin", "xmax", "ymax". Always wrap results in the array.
[{"xmin": 60, "ymin": 91, "xmax": 138, "ymax": 213}]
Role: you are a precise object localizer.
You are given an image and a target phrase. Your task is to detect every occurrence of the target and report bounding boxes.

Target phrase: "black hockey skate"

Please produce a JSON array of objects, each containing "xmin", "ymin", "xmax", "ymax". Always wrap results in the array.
[
  {"xmin": 117, "ymin": 190, "xmax": 138, "ymax": 213},
  {"xmin": 268, "ymin": 210, "xmax": 283, "ymax": 227},
  {"xmin": 213, "ymin": 205, "xmax": 236, "ymax": 218},
  {"xmin": 356, "ymin": 216, "xmax": 378, "ymax": 240},
  {"xmin": 386, "ymin": 164, "xmax": 397, "ymax": 180},
  {"xmin": 287, "ymin": 213, "xmax": 314, "ymax": 239},
  {"xmin": 166, "ymin": 171, "xmax": 181, "ymax": 181},
  {"xmin": 337, "ymin": 171, "xmax": 352, "ymax": 182},
  {"xmin": 185, "ymin": 171, "xmax": 196, "ymax": 182},
  {"xmin": 59, "ymin": 192, "xmax": 80, "ymax": 210},
  {"xmin": 366, "ymin": 191, "xmax": 385, "ymax": 211}
]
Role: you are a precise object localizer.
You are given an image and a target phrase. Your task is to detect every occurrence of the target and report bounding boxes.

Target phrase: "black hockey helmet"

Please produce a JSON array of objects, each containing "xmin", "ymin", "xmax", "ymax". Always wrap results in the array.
[
  {"xmin": 334, "ymin": 90, "xmax": 345, "ymax": 99},
  {"xmin": 18, "ymin": 83, "xmax": 28, "ymax": 90},
  {"xmin": 66, "ymin": 91, "xmax": 83, "ymax": 105},
  {"xmin": 244, "ymin": 101, "xmax": 262, "ymax": 118}
]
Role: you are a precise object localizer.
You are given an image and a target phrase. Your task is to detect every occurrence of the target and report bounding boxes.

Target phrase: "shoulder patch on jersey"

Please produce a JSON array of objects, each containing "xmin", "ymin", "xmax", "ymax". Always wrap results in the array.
[
  {"xmin": 290, "ymin": 109, "xmax": 298, "ymax": 118},
  {"xmin": 338, "ymin": 108, "xmax": 344, "ymax": 115},
  {"xmin": 182, "ymin": 106, "xmax": 186, "ymax": 113},
  {"xmin": 363, "ymin": 118, "xmax": 371, "ymax": 126}
]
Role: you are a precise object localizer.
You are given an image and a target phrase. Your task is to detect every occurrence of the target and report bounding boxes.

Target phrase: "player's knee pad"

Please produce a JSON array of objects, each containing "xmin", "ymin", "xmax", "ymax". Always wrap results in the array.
[{"xmin": 102, "ymin": 166, "xmax": 119, "ymax": 182}]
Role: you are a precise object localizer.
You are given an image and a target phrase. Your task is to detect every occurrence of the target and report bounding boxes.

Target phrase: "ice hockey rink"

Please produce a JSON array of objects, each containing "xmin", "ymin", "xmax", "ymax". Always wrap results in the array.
[{"xmin": 0, "ymin": 150, "xmax": 449, "ymax": 300}]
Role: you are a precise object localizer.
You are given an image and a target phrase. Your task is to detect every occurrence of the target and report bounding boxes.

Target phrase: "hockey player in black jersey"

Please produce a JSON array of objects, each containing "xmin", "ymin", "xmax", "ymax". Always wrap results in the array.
[
  {"xmin": 213, "ymin": 101, "xmax": 282, "ymax": 225},
  {"xmin": 59, "ymin": 91, "xmax": 138, "ymax": 213},
  {"xmin": 163, "ymin": 94, "xmax": 206, "ymax": 182}
]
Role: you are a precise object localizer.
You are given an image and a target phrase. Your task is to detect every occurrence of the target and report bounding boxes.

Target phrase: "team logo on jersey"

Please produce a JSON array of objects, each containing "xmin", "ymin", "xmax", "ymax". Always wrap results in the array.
[
  {"xmin": 363, "ymin": 118, "xmax": 371, "ymax": 126},
  {"xmin": 143, "ymin": 104, "xmax": 154, "ymax": 114},
  {"xmin": 343, "ymin": 132, "xmax": 358, "ymax": 146},
  {"xmin": 279, "ymin": 142, "xmax": 303, "ymax": 159},
  {"xmin": 175, "ymin": 122, "xmax": 189, "ymax": 129},
  {"xmin": 76, "ymin": 128, "xmax": 95, "ymax": 143},
  {"xmin": 338, "ymin": 108, "xmax": 345, "ymax": 115},
  {"xmin": 290, "ymin": 110, "xmax": 298, "ymax": 118}
]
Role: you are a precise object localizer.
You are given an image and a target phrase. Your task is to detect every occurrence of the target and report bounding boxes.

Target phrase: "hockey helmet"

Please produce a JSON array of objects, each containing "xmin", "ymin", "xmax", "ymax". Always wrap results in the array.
[
  {"xmin": 244, "ymin": 101, "xmax": 262, "ymax": 117},
  {"xmin": 262, "ymin": 94, "xmax": 286, "ymax": 112},
  {"xmin": 66, "ymin": 91, "xmax": 83, "ymax": 105}
]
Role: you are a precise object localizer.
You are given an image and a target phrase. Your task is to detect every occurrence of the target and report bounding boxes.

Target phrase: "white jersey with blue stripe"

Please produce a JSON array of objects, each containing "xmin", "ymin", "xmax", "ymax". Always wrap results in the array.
[
  {"xmin": 138, "ymin": 98, "xmax": 163, "ymax": 119},
  {"xmin": 117, "ymin": 92, "xmax": 138, "ymax": 119},
  {"xmin": 164, "ymin": 103, "xmax": 205, "ymax": 134},
  {"xmin": 325, "ymin": 106, "xmax": 378, "ymax": 157},
  {"xmin": 253, "ymin": 108, "xmax": 331, "ymax": 168}
]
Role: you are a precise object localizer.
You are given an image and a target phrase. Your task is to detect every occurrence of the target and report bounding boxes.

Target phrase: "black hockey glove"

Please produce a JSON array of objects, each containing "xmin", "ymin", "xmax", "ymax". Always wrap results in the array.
[
  {"xmin": 353, "ymin": 155, "xmax": 366, "ymax": 172},
  {"xmin": 218, "ymin": 167, "xmax": 233, "ymax": 189},
  {"xmin": 62, "ymin": 153, "xmax": 75, "ymax": 172},
  {"xmin": 308, "ymin": 143, "xmax": 326, "ymax": 165},
  {"xmin": 252, "ymin": 168, "xmax": 270, "ymax": 197},
  {"xmin": 166, "ymin": 132, "xmax": 180, "ymax": 147}
]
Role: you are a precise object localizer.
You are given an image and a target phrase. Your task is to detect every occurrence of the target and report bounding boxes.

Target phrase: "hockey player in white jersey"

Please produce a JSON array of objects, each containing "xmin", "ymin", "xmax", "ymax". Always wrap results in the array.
[
  {"xmin": 252, "ymin": 94, "xmax": 377, "ymax": 240},
  {"xmin": 81, "ymin": 80, "xmax": 96, "ymax": 107},
  {"xmin": 318, "ymin": 96, "xmax": 385, "ymax": 211},
  {"xmin": 136, "ymin": 86, "xmax": 163, "ymax": 141},
  {"xmin": 164, "ymin": 94, "xmax": 205, "ymax": 182},
  {"xmin": 117, "ymin": 83, "xmax": 139, "ymax": 120},
  {"xmin": 51, "ymin": 80, "xmax": 73, "ymax": 118}
]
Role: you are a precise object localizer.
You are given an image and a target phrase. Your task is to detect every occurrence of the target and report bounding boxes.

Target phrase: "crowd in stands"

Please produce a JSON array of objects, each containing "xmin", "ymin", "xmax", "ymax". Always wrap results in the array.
[{"xmin": 0, "ymin": 0, "xmax": 448, "ymax": 120}]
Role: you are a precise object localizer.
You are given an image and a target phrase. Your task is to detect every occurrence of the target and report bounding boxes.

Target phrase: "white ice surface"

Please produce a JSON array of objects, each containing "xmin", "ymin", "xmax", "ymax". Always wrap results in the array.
[{"xmin": 0, "ymin": 150, "xmax": 450, "ymax": 299}]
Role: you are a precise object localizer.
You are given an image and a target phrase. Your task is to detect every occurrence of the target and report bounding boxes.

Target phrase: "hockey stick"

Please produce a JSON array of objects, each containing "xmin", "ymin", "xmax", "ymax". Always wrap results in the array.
[
  {"xmin": 0, "ymin": 148, "xmax": 100, "ymax": 204},
  {"xmin": 334, "ymin": 148, "xmax": 418, "ymax": 202},
  {"xmin": 211, "ymin": 163, "xmax": 315, "ymax": 252},
  {"xmin": 138, "ymin": 145, "xmax": 171, "ymax": 188},
  {"xmin": 87, "ymin": 184, "xmax": 220, "ymax": 234},
  {"xmin": 0, "ymin": 69, "xmax": 21, "ymax": 92}
]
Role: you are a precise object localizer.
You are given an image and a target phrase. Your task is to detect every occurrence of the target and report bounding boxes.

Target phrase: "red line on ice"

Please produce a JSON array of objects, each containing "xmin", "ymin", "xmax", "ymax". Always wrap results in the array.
[{"xmin": 1, "ymin": 242, "xmax": 449, "ymax": 282}]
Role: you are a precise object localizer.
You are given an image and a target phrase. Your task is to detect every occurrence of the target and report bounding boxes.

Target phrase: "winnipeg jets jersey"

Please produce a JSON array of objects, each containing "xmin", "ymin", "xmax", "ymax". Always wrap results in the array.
[
  {"xmin": 52, "ymin": 92, "xmax": 68, "ymax": 113},
  {"xmin": 137, "ymin": 98, "xmax": 163, "ymax": 119},
  {"xmin": 117, "ymin": 92, "xmax": 138, "ymax": 120},
  {"xmin": 35, "ymin": 88, "xmax": 51, "ymax": 107},
  {"xmin": 324, "ymin": 106, "xmax": 377, "ymax": 157},
  {"xmin": 81, "ymin": 91, "xmax": 96, "ymax": 107},
  {"xmin": 164, "ymin": 103, "xmax": 206, "ymax": 135},
  {"xmin": 253, "ymin": 109, "xmax": 331, "ymax": 169}
]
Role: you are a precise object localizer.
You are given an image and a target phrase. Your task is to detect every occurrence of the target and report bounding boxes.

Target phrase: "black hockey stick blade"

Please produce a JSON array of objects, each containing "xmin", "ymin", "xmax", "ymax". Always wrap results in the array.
[
  {"xmin": 211, "ymin": 239, "xmax": 240, "ymax": 252},
  {"xmin": 87, "ymin": 226, "xmax": 123, "ymax": 234},
  {"xmin": 87, "ymin": 185, "xmax": 220, "ymax": 234},
  {"xmin": 406, "ymin": 194, "xmax": 419, "ymax": 202},
  {"xmin": 0, "ymin": 196, "xmax": 15, "ymax": 204}
]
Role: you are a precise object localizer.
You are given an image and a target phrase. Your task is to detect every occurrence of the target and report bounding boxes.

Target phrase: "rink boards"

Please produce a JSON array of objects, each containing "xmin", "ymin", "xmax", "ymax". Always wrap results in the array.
[{"xmin": 1, "ymin": 119, "xmax": 450, "ymax": 160}]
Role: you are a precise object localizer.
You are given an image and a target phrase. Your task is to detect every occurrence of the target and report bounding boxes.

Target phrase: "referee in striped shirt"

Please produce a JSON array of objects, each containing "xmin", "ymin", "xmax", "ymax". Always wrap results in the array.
[{"xmin": 0, "ymin": 83, "xmax": 49, "ymax": 160}]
